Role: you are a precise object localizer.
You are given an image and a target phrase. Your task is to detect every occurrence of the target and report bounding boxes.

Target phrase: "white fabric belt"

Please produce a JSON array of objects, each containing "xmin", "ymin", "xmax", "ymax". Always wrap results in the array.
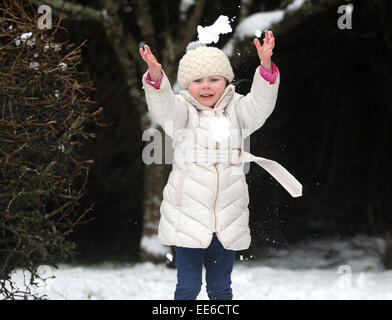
[
  {"xmin": 174, "ymin": 148, "xmax": 302, "ymax": 198},
  {"xmin": 174, "ymin": 148, "xmax": 239, "ymax": 164}
]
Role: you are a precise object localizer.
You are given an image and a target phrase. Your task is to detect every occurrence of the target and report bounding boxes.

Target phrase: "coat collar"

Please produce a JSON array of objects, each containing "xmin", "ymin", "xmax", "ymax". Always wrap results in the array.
[{"xmin": 179, "ymin": 84, "xmax": 235, "ymax": 115}]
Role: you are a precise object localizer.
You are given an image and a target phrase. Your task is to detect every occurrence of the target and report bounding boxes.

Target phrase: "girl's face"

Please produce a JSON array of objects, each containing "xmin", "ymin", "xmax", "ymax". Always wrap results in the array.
[{"xmin": 187, "ymin": 75, "xmax": 227, "ymax": 108}]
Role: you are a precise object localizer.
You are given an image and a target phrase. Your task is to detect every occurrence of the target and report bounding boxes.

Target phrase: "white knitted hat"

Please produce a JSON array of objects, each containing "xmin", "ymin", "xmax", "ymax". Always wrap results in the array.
[{"xmin": 177, "ymin": 42, "xmax": 234, "ymax": 90}]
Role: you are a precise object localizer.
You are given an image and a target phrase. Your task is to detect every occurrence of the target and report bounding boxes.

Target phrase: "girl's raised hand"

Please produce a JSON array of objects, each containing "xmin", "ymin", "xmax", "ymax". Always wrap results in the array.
[
  {"xmin": 139, "ymin": 44, "xmax": 162, "ymax": 82},
  {"xmin": 253, "ymin": 30, "xmax": 275, "ymax": 71}
]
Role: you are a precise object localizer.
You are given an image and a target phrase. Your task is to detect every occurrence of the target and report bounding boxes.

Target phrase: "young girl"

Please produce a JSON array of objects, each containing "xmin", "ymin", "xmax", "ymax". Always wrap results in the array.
[{"xmin": 139, "ymin": 30, "xmax": 302, "ymax": 300}]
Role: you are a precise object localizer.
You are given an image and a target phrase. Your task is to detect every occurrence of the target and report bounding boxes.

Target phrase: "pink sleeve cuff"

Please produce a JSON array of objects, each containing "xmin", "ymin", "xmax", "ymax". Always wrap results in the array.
[
  {"xmin": 146, "ymin": 71, "xmax": 164, "ymax": 89},
  {"xmin": 259, "ymin": 62, "xmax": 279, "ymax": 84}
]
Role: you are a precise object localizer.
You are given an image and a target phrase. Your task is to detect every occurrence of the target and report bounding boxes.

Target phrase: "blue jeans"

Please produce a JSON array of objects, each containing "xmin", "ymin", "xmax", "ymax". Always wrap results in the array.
[{"xmin": 174, "ymin": 233, "xmax": 235, "ymax": 300}]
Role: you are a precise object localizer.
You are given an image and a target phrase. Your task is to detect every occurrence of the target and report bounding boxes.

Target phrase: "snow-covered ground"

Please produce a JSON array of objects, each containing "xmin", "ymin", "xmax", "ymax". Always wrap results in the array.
[{"xmin": 7, "ymin": 235, "xmax": 392, "ymax": 300}]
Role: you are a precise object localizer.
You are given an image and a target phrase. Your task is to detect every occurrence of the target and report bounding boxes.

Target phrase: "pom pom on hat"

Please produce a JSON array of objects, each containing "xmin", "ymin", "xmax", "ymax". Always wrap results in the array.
[
  {"xmin": 185, "ymin": 41, "xmax": 206, "ymax": 52},
  {"xmin": 177, "ymin": 43, "xmax": 234, "ymax": 90}
]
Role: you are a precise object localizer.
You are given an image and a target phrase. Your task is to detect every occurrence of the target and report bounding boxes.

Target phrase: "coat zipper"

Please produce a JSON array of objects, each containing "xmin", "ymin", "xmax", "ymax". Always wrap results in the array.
[
  {"xmin": 213, "ymin": 164, "xmax": 219, "ymax": 233},
  {"xmin": 212, "ymin": 107, "xmax": 219, "ymax": 233}
]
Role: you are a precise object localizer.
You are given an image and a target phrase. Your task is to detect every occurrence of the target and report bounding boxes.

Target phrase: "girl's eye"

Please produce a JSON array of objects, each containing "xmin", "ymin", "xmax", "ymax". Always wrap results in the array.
[
  {"xmin": 211, "ymin": 78, "xmax": 218, "ymax": 82},
  {"xmin": 193, "ymin": 79, "xmax": 201, "ymax": 83}
]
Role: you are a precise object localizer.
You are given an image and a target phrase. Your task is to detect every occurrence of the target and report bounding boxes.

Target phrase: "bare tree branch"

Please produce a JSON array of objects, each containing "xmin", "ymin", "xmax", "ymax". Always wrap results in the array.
[
  {"xmin": 1, "ymin": 1, "xmax": 100, "ymax": 299},
  {"xmin": 96, "ymin": 0, "xmax": 146, "ymax": 120},
  {"xmin": 238, "ymin": 0, "xmax": 253, "ymax": 24},
  {"xmin": 31, "ymin": 0, "xmax": 103, "ymax": 21},
  {"xmin": 174, "ymin": 0, "xmax": 206, "ymax": 57},
  {"xmin": 132, "ymin": 0, "xmax": 156, "ymax": 49},
  {"xmin": 31, "ymin": 0, "xmax": 147, "ymax": 120}
]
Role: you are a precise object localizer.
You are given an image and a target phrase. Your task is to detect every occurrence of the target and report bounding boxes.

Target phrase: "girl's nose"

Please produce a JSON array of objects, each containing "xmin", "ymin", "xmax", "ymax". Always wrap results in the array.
[{"xmin": 201, "ymin": 79, "xmax": 210, "ymax": 88}]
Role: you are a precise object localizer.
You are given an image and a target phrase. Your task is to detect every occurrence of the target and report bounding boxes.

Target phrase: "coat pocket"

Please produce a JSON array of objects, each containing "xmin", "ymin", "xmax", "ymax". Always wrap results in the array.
[
  {"xmin": 174, "ymin": 171, "xmax": 187, "ymax": 208},
  {"xmin": 241, "ymin": 175, "xmax": 250, "ymax": 209}
]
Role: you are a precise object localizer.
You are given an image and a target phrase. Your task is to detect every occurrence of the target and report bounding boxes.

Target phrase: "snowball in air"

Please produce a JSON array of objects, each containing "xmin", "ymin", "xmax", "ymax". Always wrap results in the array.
[
  {"xmin": 166, "ymin": 253, "xmax": 173, "ymax": 262},
  {"xmin": 209, "ymin": 116, "xmax": 230, "ymax": 143},
  {"xmin": 197, "ymin": 15, "xmax": 232, "ymax": 44}
]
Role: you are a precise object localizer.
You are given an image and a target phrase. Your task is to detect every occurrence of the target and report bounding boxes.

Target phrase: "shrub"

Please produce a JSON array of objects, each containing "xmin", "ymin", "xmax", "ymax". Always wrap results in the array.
[{"xmin": 0, "ymin": 0, "xmax": 101, "ymax": 299}]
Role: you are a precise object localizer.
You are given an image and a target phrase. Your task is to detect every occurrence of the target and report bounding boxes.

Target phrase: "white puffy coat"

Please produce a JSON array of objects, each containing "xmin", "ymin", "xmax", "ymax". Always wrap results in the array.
[{"xmin": 142, "ymin": 67, "xmax": 281, "ymax": 250}]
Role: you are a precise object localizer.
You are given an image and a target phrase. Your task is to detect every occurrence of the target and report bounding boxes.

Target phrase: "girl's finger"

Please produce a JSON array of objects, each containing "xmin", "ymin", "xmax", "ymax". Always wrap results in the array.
[
  {"xmin": 268, "ymin": 30, "xmax": 273, "ymax": 42},
  {"xmin": 144, "ymin": 44, "xmax": 153, "ymax": 56},
  {"xmin": 254, "ymin": 38, "xmax": 263, "ymax": 56},
  {"xmin": 148, "ymin": 54, "xmax": 158, "ymax": 65},
  {"xmin": 139, "ymin": 47, "xmax": 147, "ymax": 62},
  {"xmin": 264, "ymin": 36, "xmax": 274, "ymax": 50},
  {"xmin": 270, "ymin": 34, "xmax": 275, "ymax": 47},
  {"xmin": 253, "ymin": 37, "xmax": 261, "ymax": 49},
  {"xmin": 254, "ymin": 38, "xmax": 264, "ymax": 58},
  {"xmin": 264, "ymin": 30, "xmax": 269, "ymax": 44}
]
